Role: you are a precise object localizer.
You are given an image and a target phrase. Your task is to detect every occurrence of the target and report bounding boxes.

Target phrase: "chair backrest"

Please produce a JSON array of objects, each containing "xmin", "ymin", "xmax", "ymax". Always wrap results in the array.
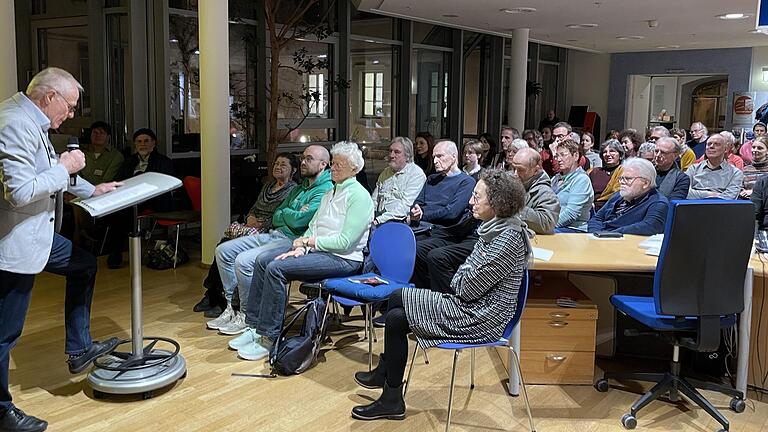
[
  {"xmin": 654, "ymin": 200, "xmax": 753, "ymax": 318},
  {"xmin": 369, "ymin": 222, "xmax": 417, "ymax": 283},
  {"xmin": 500, "ymin": 270, "xmax": 530, "ymax": 341},
  {"xmin": 183, "ymin": 176, "xmax": 202, "ymax": 211}
]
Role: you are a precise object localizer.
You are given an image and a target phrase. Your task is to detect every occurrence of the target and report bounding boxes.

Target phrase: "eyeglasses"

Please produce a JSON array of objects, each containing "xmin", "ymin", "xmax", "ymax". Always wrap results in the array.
[
  {"xmin": 54, "ymin": 91, "xmax": 77, "ymax": 114},
  {"xmin": 653, "ymin": 148, "xmax": 676, "ymax": 155},
  {"xmin": 553, "ymin": 152, "xmax": 572, "ymax": 159},
  {"xmin": 471, "ymin": 191, "xmax": 484, "ymax": 202},
  {"xmin": 618, "ymin": 176, "xmax": 645, "ymax": 184},
  {"xmin": 648, "ymin": 137, "xmax": 661, "ymax": 142},
  {"xmin": 301, "ymin": 155, "xmax": 316, "ymax": 162},
  {"xmin": 553, "ymin": 133, "xmax": 568, "ymax": 139},
  {"xmin": 691, "ymin": 128, "xmax": 703, "ymax": 133}
]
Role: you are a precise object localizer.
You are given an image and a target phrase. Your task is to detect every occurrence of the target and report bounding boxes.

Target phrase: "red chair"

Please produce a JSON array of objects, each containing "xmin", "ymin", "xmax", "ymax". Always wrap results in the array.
[{"xmin": 147, "ymin": 176, "xmax": 202, "ymax": 268}]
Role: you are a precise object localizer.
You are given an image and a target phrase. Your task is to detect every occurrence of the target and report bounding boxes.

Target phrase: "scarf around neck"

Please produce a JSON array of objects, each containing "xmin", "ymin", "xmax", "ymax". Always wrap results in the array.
[{"xmin": 477, "ymin": 215, "xmax": 533, "ymax": 265}]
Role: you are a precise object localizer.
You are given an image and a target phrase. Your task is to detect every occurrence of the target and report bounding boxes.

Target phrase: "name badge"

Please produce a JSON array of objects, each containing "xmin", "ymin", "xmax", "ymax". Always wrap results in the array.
[{"xmin": 93, "ymin": 169, "xmax": 104, "ymax": 176}]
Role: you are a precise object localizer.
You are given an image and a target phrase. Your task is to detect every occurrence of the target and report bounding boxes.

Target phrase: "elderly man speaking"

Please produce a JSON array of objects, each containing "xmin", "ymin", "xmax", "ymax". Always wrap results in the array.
[{"xmin": 588, "ymin": 158, "xmax": 669, "ymax": 236}]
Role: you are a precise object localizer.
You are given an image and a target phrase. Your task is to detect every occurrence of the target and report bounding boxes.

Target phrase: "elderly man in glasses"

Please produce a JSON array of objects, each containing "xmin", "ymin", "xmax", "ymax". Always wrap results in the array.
[
  {"xmin": 588, "ymin": 158, "xmax": 669, "ymax": 236},
  {"xmin": 686, "ymin": 133, "xmax": 743, "ymax": 199},
  {"xmin": 653, "ymin": 137, "xmax": 690, "ymax": 201},
  {"xmin": 687, "ymin": 121, "xmax": 710, "ymax": 159}
]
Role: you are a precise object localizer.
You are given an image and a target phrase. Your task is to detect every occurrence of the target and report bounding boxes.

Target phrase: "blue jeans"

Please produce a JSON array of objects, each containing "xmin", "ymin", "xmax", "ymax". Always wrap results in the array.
[
  {"xmin": 245, "ymin": 248, "xmax": 361, "ymax": 341},
  {"xmin": 0, "ymin": 233, "xmax": 96, "ymax": 411},
  {"xmin": 214, "ymin": 231, "xmax": 292, "ymax": 307}
]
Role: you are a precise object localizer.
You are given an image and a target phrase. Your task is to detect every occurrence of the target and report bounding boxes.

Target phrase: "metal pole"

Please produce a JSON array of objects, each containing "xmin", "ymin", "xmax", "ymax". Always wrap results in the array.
[
  {"xmin": 130, "ymin": 205, "xmax": 143, "ymax": 357},
  {"xmin": 736, "ymin": 267, "xmax": 753, "ymax": 396}
]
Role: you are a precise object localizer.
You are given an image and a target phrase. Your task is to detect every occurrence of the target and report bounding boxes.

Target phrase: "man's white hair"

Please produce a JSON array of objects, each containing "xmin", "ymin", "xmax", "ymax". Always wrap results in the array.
[
  {"xmin": 435, "ymin": 139, "xmax": 458, "ymax": 157},
  {"xmin": 623, "ymin": 157, "xmax": 657, "ymax": 188},
  {"xmin": 330, "ymin": 141, "xmax": 365, "ymax": 173},
  {"xmin": 26, "ymin": 67, "xmax": 83, "ymax": 100},
  {"xmin": 691, "ymin": 121, "xmax": 708, "ymax": 136},
  {"xmin": 390, "ymin": 136, "xmax": 414, "ymax": 163}
]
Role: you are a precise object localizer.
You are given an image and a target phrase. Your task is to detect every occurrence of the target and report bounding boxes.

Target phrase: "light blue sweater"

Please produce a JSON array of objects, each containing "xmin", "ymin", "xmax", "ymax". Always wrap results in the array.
[{"xmin": 551, "ymin": 167, "xmax": 594, "ymax": 232}]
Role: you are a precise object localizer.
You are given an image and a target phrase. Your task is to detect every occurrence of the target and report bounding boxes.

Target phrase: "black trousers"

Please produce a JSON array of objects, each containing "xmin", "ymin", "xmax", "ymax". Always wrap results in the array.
[
  {"xmin": 383, "ymin": 289, "xmax": 411, "ymax": 387},
  {"xmin": 411, "ymin": 227, "xmax": 477, "ymax": 293}
]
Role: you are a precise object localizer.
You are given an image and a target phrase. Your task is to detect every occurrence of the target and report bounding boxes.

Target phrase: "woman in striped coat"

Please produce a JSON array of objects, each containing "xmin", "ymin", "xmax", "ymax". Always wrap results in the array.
[{"xmin": 351, "ymin": 169, "xmax": 532, "ymax": 421}]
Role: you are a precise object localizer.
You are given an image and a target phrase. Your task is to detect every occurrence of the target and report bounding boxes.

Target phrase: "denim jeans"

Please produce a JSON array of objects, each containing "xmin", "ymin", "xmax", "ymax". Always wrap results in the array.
[
  {"xmin": 0, "ymin": 233, "xmax": 96, "ymax": 411},
  {"xmin": 214, "ymin": 230, "xmax": 292, "ymax": 307},
  {"xmin": 245, "ymin": 249, "xmax": 361, "ymax": 341}
]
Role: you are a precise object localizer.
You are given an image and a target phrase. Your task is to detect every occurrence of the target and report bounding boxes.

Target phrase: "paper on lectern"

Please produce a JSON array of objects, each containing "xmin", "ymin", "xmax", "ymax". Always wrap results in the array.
[{"xmin": 72, "ymin": 172, "xmax": 182, "ymax": 218}]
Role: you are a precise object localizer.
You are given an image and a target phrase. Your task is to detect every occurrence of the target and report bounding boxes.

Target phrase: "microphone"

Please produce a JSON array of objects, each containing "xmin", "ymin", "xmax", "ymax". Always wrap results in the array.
[{"xmin": 67, "ymin": 136, "xmax": 79, "ymax": 186}]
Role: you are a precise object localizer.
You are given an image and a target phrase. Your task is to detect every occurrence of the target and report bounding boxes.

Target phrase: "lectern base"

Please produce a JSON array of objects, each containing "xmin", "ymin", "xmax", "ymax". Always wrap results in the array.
[{"xmin": 87, "ymin": 339, "xmax": 187, "ymax": 398}]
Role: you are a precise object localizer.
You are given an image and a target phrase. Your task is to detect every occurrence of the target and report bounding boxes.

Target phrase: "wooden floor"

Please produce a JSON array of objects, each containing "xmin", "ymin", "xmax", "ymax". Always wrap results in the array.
[{"xmin": 10, "ymin": 253, "xmax": 768, "ymax": 431}]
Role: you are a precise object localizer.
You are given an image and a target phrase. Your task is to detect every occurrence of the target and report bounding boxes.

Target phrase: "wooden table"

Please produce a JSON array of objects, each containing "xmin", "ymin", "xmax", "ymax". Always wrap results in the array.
[{"xmin": 505, "ymin": 233, "xmax": 753, "ymax": 399}]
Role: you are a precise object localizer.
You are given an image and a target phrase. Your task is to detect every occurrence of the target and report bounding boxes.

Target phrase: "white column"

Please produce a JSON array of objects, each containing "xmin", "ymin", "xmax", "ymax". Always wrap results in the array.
[
  {"xmin": 198, "ymin": 0, "xmax": 230, "ymax": 265},
  {"xmin": 506, "ymin": 29, "xmax": 529, "ymax": 131},
  {"xmin": 0, "ymin": 0, "xmax": 18, "ymax": 99}
]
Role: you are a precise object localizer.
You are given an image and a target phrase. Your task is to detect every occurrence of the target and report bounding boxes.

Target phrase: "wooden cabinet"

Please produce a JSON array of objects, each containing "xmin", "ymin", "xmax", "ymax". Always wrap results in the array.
[{"xmin": 507, "ymin": 274, "xmax": 598, "ymax": 385}]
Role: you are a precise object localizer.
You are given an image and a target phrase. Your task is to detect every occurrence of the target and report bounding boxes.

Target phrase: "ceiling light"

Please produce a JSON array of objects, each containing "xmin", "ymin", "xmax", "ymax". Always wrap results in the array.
[
  {"xmin": 500, "ymin": 7, "xmax": 536, "ymax": 14},
  {"xmin": 372, "ymin": 59, "xmax": 380, "ymax": 64},
  {"xmin": 656, "ymin": 46, "xmax": 668, "ymax": 49},
  {"xmin": 566, "ymin": 23, "xmax": 598, "ymax": 29},
  {"xmin": 317, "ymin": 54, "xmax": 327, "ymax": 58},
  {"xmin": 750, "ymin": 29, "xmax": 768, "ymax": 34},
  {"xmin": 194, "ymin": 49, "xmax": 200, "ymax": 54},
  {"xmin": 170, "ymin": 38, "xmax": 178, "ymax": 43},
  {"xmin": 616, "ymin": 35, "xmax": 645, "ymax": 40},
  {"xmin": 442, "ymin": 14, "xmax": 459, "ymax": 18},
  {"xmin": 717, "ymin": 13, "xmax": 748, "ymax": 20}
]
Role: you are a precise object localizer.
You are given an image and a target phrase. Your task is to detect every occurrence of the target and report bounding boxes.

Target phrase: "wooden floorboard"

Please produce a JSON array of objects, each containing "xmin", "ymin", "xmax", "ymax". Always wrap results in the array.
[{"xmin": 8, "ymin": 254, "xmax": 768, "ymax": 431}]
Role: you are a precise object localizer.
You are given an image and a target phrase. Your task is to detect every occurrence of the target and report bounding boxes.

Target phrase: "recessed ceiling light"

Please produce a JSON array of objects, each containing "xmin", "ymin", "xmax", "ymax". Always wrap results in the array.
[
  {"xmin": 566, "ymin": 23, "xmax": 598, "ymax": 29},
  {"xmin": 656, "ymin": 46, "xmax": 668, "ymax": 49},
  {"xmin": 749, "ymin": 29, "xmax": 768, "ymax": 34},
  {"xmin": 616, "ymin": 35, "xmax": 645, "ymax": 40},
  {"xmin": 170, "ymin": 38, "xmax": 178, "ymax": 43},
  {"xmin": 717, "ymin": 13, "xmax": 748, "ymax": 20},
  {"xmin": 668, "ymin": 44, "xmax": 680, "ymax": 48},
  {"xmin": 500, "ymin": 7, "xmax": 537, "ymax": 14},
  {"xmin": 442, "ymin": 14, "xmax": 459, "ymax": 18}
]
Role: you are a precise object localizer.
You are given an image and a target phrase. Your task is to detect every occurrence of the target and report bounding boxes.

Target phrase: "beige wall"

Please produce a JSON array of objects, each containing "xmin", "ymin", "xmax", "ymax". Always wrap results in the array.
[
  {"xmin": 566, "ymin": 50, "xmax": 610, "ymax": 132},
  {"xmin": 750, "ymin": 46, "xmax": 768, "ymax": 92}
]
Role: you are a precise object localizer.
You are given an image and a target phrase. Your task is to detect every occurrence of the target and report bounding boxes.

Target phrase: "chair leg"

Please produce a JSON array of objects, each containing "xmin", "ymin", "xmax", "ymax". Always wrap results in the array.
[
  {"xmin": 422, "ymin": 348, "xmax": 430, "ymax": 364},
  {"xmin": 367, "ymin": 304, "xmax": 373, "ymax": 372},
  {"xmin": 630, "ymin": 374, "xmax": 674, "ymax": 416},
  {"xmin": 445, "ymin": 350, "xmax": 460, "ymax": 432},
  {"xmin": 403, "ymin": 343, "xmax": 420, "ymax": 397},
  {"xmin": 470, "ymin": 349, "xmax": 476, "ymax": 389},
  {"xmin": 99, "ymin": 225, "xmax": 110, "ymax": 256},
  {"xmin": 675, "ymin": 377, "xmax": 731, "ymax": 431},
  {"xmin": 172, "ymin": 225, "xmax": 180, "ymax": 269},
  {"xmin": 509, "ymin": 347, "xmax": 536, "ymax": 432}
]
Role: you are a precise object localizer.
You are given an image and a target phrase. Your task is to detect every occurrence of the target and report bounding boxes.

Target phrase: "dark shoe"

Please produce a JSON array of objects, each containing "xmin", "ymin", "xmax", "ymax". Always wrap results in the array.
[
  {"xmin": 0, "ymin": 407, "xmax": 48, "ymax": 432},
  {"xmin": 372, "ymin": 312, "xmax": 387, "ymax": 328},
  {"xmin": 298, "ymin": 282, "xmax": 322, "ymax": 298},
  {"xmin": 354, "ymin": 354, "xmax": 386, "ymax": 389},
  {"xmin": 107, "ymin": 252, "xmax": 122, "ymax": 269},
  {"xmin": 67, "ymin": 337, "xmax": 121, "ymax": 374},
  {"xmin": 193, "ymin": 295, "xmax": 212, "ymax": 312},
  {"xmin": 203, "ymin": 305, "xmax": 223, "ymax": 318},
  {"xmin": 351, "ymin": 382, "xmax": 406, "ymax": 421}
]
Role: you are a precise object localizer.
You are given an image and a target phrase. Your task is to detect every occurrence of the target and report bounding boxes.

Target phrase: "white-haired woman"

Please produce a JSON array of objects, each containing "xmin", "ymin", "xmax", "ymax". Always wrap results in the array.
[{"xmin": 233, "ymin": 141, "xmax": 375, "ymax": 361}]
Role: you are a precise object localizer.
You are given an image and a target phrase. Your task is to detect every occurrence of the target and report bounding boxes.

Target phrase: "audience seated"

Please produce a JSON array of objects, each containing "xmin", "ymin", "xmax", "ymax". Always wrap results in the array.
[
  {"xmin": 461, "ymin": 140, "xmax": 484, "ymax": 181},
  {"xmin": 512, "ymin": 148, "xmax": 560, "ymax": 234},
  {"xmin": 542, "ymin": 122, "xmax": 573, "ymax": 176},
  {"xmin": 751, "ymin": 174, "xmax": 768, "ymax": 229},
  {"xmin": 687, "ymin": 121, "xmax": 710, "ymax": 159},
  {"xmin": 523, "ymin": 129, "xmax": 544, "ymax": 151},
  {"xmin": 231, "ymin": 141, "xmax": 374, "ymax": 361},
  {"xmin": 551, "ymin": 139, "xmax": 594, "ymax": 233},
  {"xmin": 670, "ymin": 128, "xmax": 696, "ymax": 171},
  {"xmin": 371, "ymin": 137, "xmax": 426, "ymax": 225},
  {"xmin": 653, "ymin": 137, "xmax": 690, "ymax": 201},
  {"xmin": 541, "ymin": 126, "xmax": 553, "ymax": 147},
  {"xmin": 409, "ymin": 140, "xmax": 476, "ymax": 293},
  {"xmin": 414, "ymin": 132, "xmax": 435, "ymax": 175},
  {"xmin": 694, "ymin": 131, "xmax": 744, "ymax": 169},
  {"xmin": 637, "ymin": 142, "xmax": 656, "ymax": 161},
  {"xmin": 538, "ymin": 109, "xmax": 559, "ymax": 131},
  {"xmin": 740, "ymin": 136, "xmax": 768, "ymax": 199},
  {"xmin": 478, "ymin": 132, "xmax": 499, "ymax": 168},
  {"xmin": 740, "ymin": 122, "xmax": 766, "ymax": 164},
  {"xmin": 588, "ymin": 158, "xmax": 668, "ymax": 236},
  {"xmin": 105, "ymin": 128, "xmax": 175, "ymax": 268},
  {"xmin": 686, "ymin": 133, "xmax": 743, "ymax": 199},
  {"xmin": 618, "ymin": 128, "xmax": 642, "ymax": 159},
  {"xmin": 195, "ymin": 153, "xmax": 299, "ymax": 320},
  {"xmin": 206, "ymin": 146, "xmax": 332, "ymax": 333},
  {"xmin": 589, "ymin": 139, "xmax": 625, "ymax": 209},
  {"xmin": 500, "ymin": 138, "xmax": 528, "ymax": 170},
  {"xmin": 496, "ymin": 127, "xmax": 520, "ymax": 169},
  {"xmin": 350, "ymin": 170, "xmax": 530, "ymax": 422},
  {"xmin": 582, "ymin": 132, "xmax": 602, "ymax": 169}
]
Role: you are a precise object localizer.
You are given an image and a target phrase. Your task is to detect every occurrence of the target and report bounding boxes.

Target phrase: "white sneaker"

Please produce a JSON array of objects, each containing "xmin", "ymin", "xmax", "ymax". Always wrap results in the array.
[
  {"xmin": 238, "ymin": 339, "xmax": 270, "ymax": 361},
  {"xmin": 219, "ymin": 312, "xmax": 248, "ymax": 335},
  {"xmin": 228, "ymin": 328, "xmax": 261, "ymax": 350},
  {"xmin": 206, "ymin": 304, "xmax": 234, "ymax": 330}
]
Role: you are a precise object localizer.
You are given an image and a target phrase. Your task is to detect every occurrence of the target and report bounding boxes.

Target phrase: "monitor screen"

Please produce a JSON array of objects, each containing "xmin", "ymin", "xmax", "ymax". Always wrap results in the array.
[{"xmin": 567, "ymin": 105, "xmax": 589, "ymax": 127}]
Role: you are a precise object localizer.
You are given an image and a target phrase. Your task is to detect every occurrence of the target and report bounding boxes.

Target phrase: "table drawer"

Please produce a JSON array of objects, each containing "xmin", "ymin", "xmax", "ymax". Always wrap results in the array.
[
  {"xmin": 521, "ymin": 306, "xmax": 598, "ymax": 321},
  {"xmin": 521, "ymin": 318, "xmax": 597, "ymax": 352},
  {"xmin": 519, "ymin": 350, "xmax": 595, "ymax": 385}
]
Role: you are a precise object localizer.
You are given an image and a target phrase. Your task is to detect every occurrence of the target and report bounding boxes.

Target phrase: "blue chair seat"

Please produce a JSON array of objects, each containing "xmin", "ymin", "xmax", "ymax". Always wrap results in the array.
[
  {"xmin": 610, "ymin": 295, "xmax": 737, "ymax": 331},
  {"xmin": 323, "ymin": 272, "xmax": 414, "ymax": 302},
  {"xmin": 436, "ymin": 339, "xmax": 509, "ymax": 350}
]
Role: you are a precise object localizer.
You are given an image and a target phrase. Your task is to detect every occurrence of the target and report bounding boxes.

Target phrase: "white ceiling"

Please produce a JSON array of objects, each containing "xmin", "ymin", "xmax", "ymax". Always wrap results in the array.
[{"xmin": 356, "ymin": 0, "xmax": 768, "ymax": 53}]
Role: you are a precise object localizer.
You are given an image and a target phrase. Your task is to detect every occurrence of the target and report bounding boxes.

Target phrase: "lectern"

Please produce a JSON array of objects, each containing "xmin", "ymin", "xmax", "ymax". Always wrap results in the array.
[{"xmin": 74, "ymin": 172, "xmax": 187, "ymax": 399}]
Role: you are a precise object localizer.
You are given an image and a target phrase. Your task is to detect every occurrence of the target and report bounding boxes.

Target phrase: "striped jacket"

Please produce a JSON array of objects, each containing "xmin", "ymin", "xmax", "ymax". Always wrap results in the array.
[{"xmin": 402, "ymin": 227, "xmax": 526, "ymax": 348}]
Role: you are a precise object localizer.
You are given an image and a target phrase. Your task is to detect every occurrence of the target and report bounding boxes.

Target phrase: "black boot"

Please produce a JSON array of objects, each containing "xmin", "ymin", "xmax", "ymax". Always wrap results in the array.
[
  {"xmin": 0, "ymin": 407, "xmax": 48, "ymax": 432},
  {"xmin": 354, "ymin": 354, "xmax": 386, "ymax": 389},
  {"xmin": 351, "ymin": 382, "xmax": 406, "ymax": 421}
]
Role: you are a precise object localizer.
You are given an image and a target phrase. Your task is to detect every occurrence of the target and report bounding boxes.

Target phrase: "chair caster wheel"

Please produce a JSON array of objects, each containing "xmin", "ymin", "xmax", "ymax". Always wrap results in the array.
[
  {"xmin": 730, "ymin": 397, "xmax": 745, "ymax": 413},
  {"xmin": 93, "ymin": 390, "xmax": 106, "ymax": 400},
  {"xmin": 595, "ymin": 379, "xmax": 610, "ymax": 392},
  {"xmin": 142, "ymin": 391, "xmax": 154, "ymax": 400},
  {"xmin": 621, "ymin": 413, "xmax": 637, "ymax": 430}
]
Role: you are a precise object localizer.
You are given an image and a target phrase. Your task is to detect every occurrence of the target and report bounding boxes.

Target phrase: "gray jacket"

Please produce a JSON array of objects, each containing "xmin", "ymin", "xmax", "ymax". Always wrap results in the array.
[
  {"xmin": 0, "ymin": 92, "xmax": 94, "ymax": 274},
  {"xmin": 519, "ymin": 170, "xmax": 560, "ymax": 234}
]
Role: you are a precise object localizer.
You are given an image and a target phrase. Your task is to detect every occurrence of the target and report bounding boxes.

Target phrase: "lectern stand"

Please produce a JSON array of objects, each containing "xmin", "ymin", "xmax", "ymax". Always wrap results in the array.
[{"xmin": 74, "ymin": 173, "xmax": 187, "ymax": 399}]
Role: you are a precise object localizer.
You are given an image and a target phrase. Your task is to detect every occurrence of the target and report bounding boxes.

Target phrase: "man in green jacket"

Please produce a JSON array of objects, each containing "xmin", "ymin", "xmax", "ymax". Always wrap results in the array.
[{"xmin": 207, "ymin": 145, "xmax": 333, "ymax": 335}]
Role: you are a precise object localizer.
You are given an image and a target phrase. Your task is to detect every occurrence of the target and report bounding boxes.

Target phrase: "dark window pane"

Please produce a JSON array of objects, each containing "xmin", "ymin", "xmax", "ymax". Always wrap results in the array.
[
  {"xmin": 351, "ymin": 9, "xmax": 393, "ymax": 39},
  {"xmin": 413, "ymin": 22, "xmax": 451, "ymax": 47}
]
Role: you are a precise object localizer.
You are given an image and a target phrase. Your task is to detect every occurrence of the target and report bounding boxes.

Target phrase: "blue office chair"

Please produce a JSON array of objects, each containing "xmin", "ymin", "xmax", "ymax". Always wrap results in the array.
[
  {"xmin": 322, "ymin": 222, "xmax": 417, "ymax": 370},
  {"xmin": 403, "ymin": 270, "xmax": 536, "ymax": 432},
  {"xmin": 595, "ymin": 200, "xmax": 753, "ymax": 431}
]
